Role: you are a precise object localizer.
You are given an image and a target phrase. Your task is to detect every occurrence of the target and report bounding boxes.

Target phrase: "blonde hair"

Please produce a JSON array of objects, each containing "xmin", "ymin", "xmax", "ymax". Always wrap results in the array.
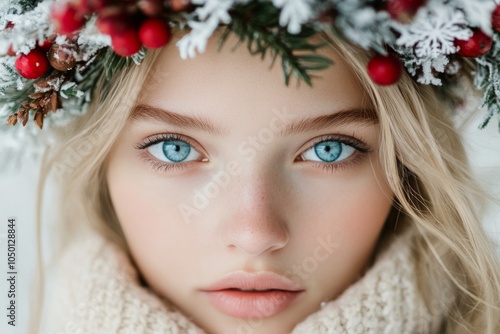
[
  {"xmin": 30, "ymin": 48, "xmax": 164, "ymax": 333},
  {"xmin": 322, "ymin": 34, "xmax": 500, "ymax": 332},
  {"xmin": 32, "ymin": 31, "xmax": 500, "ymax": 333}
]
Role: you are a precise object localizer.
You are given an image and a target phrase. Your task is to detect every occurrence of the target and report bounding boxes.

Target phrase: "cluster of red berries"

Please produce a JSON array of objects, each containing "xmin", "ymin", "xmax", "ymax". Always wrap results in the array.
[
  {"xmin": 5, "ymin": 0, "xmax": 191, "ymax": 80},
  {"xmin": 367, "ymin": 0, "xmax": 500, "ymax": 86},
  {"xmin": 52, "ymin": 0, "xmax": 190, "ymax": 57}
]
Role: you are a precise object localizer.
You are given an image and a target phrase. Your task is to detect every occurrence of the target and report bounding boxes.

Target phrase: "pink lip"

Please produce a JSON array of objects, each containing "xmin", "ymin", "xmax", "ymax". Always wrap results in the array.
[{"xmin": 201, "ymin": 272, "xmax": 304, "ymax": 318}]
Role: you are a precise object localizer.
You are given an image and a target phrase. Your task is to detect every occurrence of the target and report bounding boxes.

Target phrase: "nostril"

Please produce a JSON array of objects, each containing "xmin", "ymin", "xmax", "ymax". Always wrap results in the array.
[{"xmin": 219, "ymin": 223, "xmax": 289, "ymax": 256}]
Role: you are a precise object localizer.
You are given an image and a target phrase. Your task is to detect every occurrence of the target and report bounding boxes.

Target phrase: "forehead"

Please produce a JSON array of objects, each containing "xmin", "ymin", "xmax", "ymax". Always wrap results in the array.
[{"xmin": 137, "ymin": 31, "xmax": 371, "ymax": 121}]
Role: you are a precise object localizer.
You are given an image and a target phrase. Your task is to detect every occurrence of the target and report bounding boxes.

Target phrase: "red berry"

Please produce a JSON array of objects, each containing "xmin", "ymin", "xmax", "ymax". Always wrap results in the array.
[
  {"xmin": 15, "ymin": 49, "xmax": 50, "ymax": 80},
  {"xmin": 111, "ymin": 29, "xmax": 142, "ymax": 56},
  {"xmin": 97, "ymin": 14, "xmax": 118, "ymax": 34},
  {"xmin": 5, "ymin": 21, "xmax": 14, "ymax": 29},
  {"xmin": 367, "ymin": 53, "xmax": 403, "ymax": 86},
  {"xmin": 52, "ymin": 4, "xmax": 86, "ymax": 35},
  {"xmin": 492, "ymin": 5, "xmax": 500, "ymax": 32},
  {"xmin": 139, "ymin": 18, "xmax": 171, "ymax": 49},
  {"xmin": 387, "ymin": 0, "xmax": 425, "ymax": 22},
  {"xmin": 38, "ymin": 40, "xmax": 53, "ymax": 53},
  {"xmin": 455, "ymin": 29, "xmax": 492, "ymax": 58},
  {"xmin": 96, "ymin": 8, "xmax": 134, "ymax": 35}
]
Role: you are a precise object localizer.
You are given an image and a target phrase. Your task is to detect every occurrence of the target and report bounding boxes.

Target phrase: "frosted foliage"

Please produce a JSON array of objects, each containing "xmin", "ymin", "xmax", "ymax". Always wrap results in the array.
[
  {"xmin": 177, "ymin": 0, "xmax": 235, "ymax": 59},
  {"xmin": 1, "ymin": 1, "xmax": 109, "ymax": 60},
  {"xmin": 474, "ymin": 35, "xmax": 500, "ymax": 123},
  {"xmin": 335, "ymin": 3, "xmax": 394, "ymax": 54},
  {"xmin": 0, "ymin": 117, "xmax": 68, "ymax": 172},
  {"xmin": 395, "ymin": 4, "xmax": 472, "ymax": 58},
  {"xmin": 177, "ymin": 0, "xmax": 318, "ymax": 58},
  {"xmin": 77, "ymin": 17, "xmax": 112, "ymax": 62},
  {"xmin": 272, "ymin": 0, "xmax": 315, "ymax": 34},
  {"xmin": 401, "ymin": 52, "xmax": 449, "ymax": 86},
  {"xmin": 0, "ymin": 57, "xmax": 24, "ymax": 96},
  {"xmin": 0, "ymin": 0, "xmax": 53, "ymax": 55},
  {"xmin": 177, "ymin": 19, "xmax": 218, "ymax": 58},
  {"xmin": 0, "ymin": 102, "xmax": 15, "ymax": 118},
  {"xmin": 476, "ymin": 57, "xmax": 500, "ymax": 95},
  {"xmin": 454, "ymin": 0, "xmax": 495, "ymax": 34},
  {"xmin": 194, "ymin": 0, "xmax": 233, "ymax": 22},
  {"xmin": 418, "ymin": 55, "xmax": 449, "ymax": 85},
  {"xmin": 0, "ymin": 2, "xmax": 17, "ymax": 13},
  {"xmin": 0, "ymin": 35, "xmax": 9, "ymax": 55},
  {"xmin": 59, "ymin": 82, "xmax": 84, "ymax": 99}
]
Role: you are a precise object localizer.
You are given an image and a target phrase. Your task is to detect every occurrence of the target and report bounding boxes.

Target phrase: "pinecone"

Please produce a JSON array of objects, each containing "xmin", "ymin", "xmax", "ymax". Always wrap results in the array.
[{"xmin": 5, "ymin": 73, "xmax": 64, "ymax": 129}]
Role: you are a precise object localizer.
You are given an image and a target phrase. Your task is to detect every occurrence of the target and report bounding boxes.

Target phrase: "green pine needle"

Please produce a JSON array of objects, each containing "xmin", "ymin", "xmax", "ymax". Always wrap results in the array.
[
  {"xmin": 218, "ymin": 0, "xmax": 333, "ymax": 88},
  {"xmin": 18, "ymin": 0, "xmax": 43, "ymax": 13}
]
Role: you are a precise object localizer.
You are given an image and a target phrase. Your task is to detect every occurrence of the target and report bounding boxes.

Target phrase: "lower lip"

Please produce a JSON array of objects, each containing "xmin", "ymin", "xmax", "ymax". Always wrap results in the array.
[{"xmin": 203, "ymin": 289, "xmax": 302, "ymax": 318}]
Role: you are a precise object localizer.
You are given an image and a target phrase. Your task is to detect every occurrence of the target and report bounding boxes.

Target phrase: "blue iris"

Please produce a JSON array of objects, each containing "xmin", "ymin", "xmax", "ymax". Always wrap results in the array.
[
  {"xmin": 162, "ymin": 140, "xmax": 191, "ymax": 162},
  {"xmin": 314, "ymin": 141, "xmax": 342, "ymax": 162}
]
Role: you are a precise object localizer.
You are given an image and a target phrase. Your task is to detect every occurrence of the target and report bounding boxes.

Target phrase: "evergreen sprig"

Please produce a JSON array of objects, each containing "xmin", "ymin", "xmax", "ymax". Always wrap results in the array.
[
  {"xmin": 52, "ymin": 47, "xmax": 143, "ymax": 114},
  {"xmin": 0, "ymin": 60, "xmax": 34, "ymax": 115},
  {"xmin": 17, "ymin": 0, "xmax": 43, "ymax": 13},
  {"xmin": 475, "ymin": 35, "xmax": 500, "ymax": 130},
  {"xmin": 220, "ymin": 0, "xmax": 333, "ymax": 86},
  {"xmin": 0, "ymin": 45, "xmax": 140, "ymax": 125}
]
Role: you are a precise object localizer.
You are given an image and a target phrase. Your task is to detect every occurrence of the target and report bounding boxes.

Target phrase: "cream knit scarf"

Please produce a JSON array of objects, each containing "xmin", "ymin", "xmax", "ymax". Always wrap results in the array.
[{"xmin": 43, "ymin": 228, "xmax": 442, "ymax": 334}]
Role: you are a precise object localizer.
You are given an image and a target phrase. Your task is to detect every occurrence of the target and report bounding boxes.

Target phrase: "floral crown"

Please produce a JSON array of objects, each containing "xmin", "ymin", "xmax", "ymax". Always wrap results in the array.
[{"xmin": 1, "ymin": 0, "xmax": 500, "ymax": 132}]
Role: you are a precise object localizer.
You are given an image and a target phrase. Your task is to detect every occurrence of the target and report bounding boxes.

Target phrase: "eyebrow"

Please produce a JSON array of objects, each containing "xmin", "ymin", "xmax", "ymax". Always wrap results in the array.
[
  {"xmin": 280, "ymin": 108, "xmax": 378, "ymax": 136},
  {"xmin": 130, "ymin": 104, "xmax": 378, "ymax": 137},
  {"xmin": 130, "ymin": 104, "xmax": 228, "ymax": 136}
]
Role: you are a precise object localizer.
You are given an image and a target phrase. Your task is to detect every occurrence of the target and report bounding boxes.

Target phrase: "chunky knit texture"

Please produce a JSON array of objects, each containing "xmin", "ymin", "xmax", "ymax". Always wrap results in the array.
[{"xmin": 43, "ymin": 228, "xmax": 442, "ymax": 334}]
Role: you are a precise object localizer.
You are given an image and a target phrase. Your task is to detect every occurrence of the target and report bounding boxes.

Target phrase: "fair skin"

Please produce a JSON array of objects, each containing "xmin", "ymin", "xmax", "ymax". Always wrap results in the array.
[{"xmin": 106, "ymin": 33, "xmax": 394, "ymax": 334}]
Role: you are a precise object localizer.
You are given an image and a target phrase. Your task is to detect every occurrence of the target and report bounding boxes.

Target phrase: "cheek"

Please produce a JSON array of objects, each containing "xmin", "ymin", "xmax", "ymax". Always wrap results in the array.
[
  {"xmin": 338, "ymin": 174, "xmax": 392, "ymax": 237},
  {"xmin": 105, "ymin": 147, "xmax": 202, "ymax": 271},
  {"xmin": 289, "ymin": 159, "xmax": 393, "ymax": 291},
  {"xmin": 293, "ymin": 156, "xmax": 392, "ymax": 238}
]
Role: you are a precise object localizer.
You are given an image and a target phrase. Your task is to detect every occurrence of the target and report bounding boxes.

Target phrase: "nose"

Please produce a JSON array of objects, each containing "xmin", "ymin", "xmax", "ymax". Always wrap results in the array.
[{"xmin": 218, "ymin": 173, "xmax": 290, "ymax": 256}]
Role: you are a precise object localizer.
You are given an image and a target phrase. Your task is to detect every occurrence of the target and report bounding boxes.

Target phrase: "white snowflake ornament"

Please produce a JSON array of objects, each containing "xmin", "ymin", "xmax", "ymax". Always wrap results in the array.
[{"xmin": 394, "ymin": 3, "xmax": 472, "ymax": 58}]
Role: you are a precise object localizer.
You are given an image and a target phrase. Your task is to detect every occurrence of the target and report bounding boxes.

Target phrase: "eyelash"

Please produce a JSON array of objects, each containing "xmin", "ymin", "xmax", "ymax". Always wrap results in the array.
[{"xmin": 135, "ymin": 133, "xmax": 372, "ymax": 174}]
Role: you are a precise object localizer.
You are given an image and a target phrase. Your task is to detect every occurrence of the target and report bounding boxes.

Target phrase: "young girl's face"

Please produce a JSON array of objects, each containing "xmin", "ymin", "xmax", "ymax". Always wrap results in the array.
[{"xmin": 106, "ymin": 34, "xmax": 393, "ymax": 333}]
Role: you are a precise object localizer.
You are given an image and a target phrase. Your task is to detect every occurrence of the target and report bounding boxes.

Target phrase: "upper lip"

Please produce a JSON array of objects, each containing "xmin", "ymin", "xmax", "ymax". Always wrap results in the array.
[{"xmin": 201, "ymin": 271, "xmax": 304, "ymax": 292}]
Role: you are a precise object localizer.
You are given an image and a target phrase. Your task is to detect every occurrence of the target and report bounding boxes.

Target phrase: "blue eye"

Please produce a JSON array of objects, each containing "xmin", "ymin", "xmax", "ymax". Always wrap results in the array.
[
  {"xmin": 301, "ymin": 140, "xmax": 356, "ymax": 163},
  {"xmin": 147, "ymin": 139, "xmax": 202, "ymax": 163}
]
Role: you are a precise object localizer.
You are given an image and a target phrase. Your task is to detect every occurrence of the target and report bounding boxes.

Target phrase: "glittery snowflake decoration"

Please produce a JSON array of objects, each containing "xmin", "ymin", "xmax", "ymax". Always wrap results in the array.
[{"xmin": 395, "ymin": 5, "xmax": 472, "ymax": 58}]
